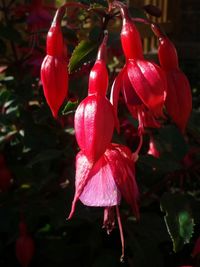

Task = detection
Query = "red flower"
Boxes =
[68,143,139,228]
[16,222,34,267]
[111,2,166,133]
[74,35,115,164]
[152,25,192,132]
[41,7,68,118]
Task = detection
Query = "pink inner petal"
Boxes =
[79,155,121,207]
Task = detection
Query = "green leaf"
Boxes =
[160,193,194,252]
[62,100,78,115]
[69,40,98,73]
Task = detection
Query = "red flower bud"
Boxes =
[110,4,166,132]
[16,222,34,267]
[74,35,114,163]
[121,17,143,60]
[75,94,114,164]
[41,8,68,118]
[157,36,192,132]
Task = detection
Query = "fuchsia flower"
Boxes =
[74,35,115,164]
[16,221,35,267]
[69,33,139,260]
[152,24,192,132]
[69,143,139,260]
[68,144,139,220]
[111,2,166,134]
[41,7,68,118]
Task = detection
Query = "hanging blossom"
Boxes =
[41,7,68,118]
[68,34,139,261]
[110,1,167,135]
[151,24,192,133]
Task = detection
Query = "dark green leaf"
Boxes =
[160,193,194,252]
[62,100,78,115]
[69,40,98,73]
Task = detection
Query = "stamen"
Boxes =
[103,207,115,234]
[116,206,125,263]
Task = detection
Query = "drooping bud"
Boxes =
[41,7,68,118]
[74,35,114,163]
[88,34,109,96]
[152,24,192,132]
[115,3,143,59]
[16,222,34,267]
[75,95,114,163]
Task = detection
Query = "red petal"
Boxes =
[74,95,114,163]
[41,55,68,118]
[165,70,192,132]
[79,155,121,207]
[122,68,142,106]
[105,144,139,219]
[127,60,166,117]
[121,20,143,59]
[158,37,179,71]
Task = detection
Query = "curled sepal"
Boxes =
[88,35,108,96]
[74,95,115,163]
[127,60,166,117]
[105,144,140,220]
[41,56,68,118]
[79,154,121,207]
[46,7,67,58]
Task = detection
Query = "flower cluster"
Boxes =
[40,1,192,260]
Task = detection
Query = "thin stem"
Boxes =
[112,1,130,21]
[116,206,125,263]
[97,32,108,61]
